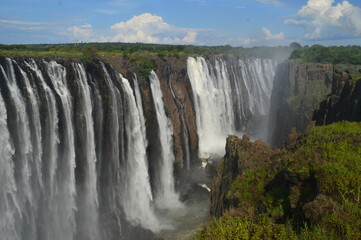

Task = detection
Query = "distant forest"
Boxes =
[1,42,361,65]
[0,42,292,61]
[290,44,361,65]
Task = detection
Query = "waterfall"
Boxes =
[0,55,277,239]
[0,66,17,240]
[44,60,77,239]
[117,73,164,231]
[187,57,277,158]
[149,71,181,209]
[72,63,100,239]
[133,74,148,145]
[100,63,161,231]
[1,59,37,239]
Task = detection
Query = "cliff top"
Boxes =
[289,45,361,65]
[0,42,293,62]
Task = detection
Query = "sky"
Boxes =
[1,0,361,46]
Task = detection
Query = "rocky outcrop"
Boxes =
[268,61,333,147]
[208,122,361,239]
[313,65,361,125]
[210,136,274,217]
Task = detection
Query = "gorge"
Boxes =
[0,54,278,240]
[1,44,360,239]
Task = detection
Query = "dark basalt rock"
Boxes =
[313,65,361,125]
[268,61,332,148]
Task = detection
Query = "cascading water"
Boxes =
[133,74,148,147]
[2,59,38,240]
[102,63,161,231]
[149,71,181,209]
[0,55,278,240]
[0,67,17,240]
[43,60,77,239]
[0,58,177,239]
[187,57,277,158]
[72,63,100,239]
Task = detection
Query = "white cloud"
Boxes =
[254,0,282,6]
[262,27,285,40]
[68,24,93,41]
[0,20,44,25]
[231,27,285,46]
[66,13,200,44]
[104,13,198,44]
[285,0,361,39]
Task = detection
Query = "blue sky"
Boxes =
[1,0,361,46]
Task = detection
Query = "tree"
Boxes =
[290,42,302,50]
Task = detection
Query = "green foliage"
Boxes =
[292,121,361,199]
[194,215,297,240]
[198,121,361,240]
[227,167,268,204]
[285,122,361,239]
[80,46,99,62]
[0,42,293,61]
[138,58,153,78]
[290,42,302,50]
[290,45,361,65]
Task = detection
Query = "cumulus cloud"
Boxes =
[67,13,199,44]
[68,24,93,41]
[103,13,198,44]
[231,27,285,46]
[262,27,285,40]
[285,0,361,39]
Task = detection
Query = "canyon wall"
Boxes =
[268,62,333,147]
[268,61,361,147]
[313,65,361,125]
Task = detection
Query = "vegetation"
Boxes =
[289,45,361,65]
[196,121,361,240]
[0,42,293,61]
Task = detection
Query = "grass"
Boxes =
[196,121,361,240]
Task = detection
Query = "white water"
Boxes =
[0,66,17,240]
[0,56,277,239]
[118,73,164,231]
[72,63,100,239]
[187,57,277,158]
[101,63,161,231]
[3,59,36,238]
[26,60,60,203]
[133,74,148,146]
[45,61,77,239]
[149,71,182,209]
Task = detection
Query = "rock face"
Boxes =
[268,61,333,147]
[210,136,274,217]
[313,65,361,125]
[209,122,361,239]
